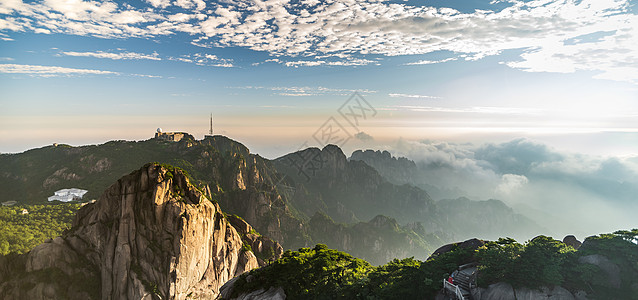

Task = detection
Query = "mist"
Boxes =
[381,138,638,241]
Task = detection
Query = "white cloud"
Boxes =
[131,73,162,78]
[0,63,118,76]
[0,0,27,14]
[1,0,636,82]
[388,93,440,99]
[388,138,638,234]
[404,57,457,65]
[168,53,234,67]
[229,85,377,96]
[0,17,26,32]
[175,0,205,11]
[62,50,161,60]
[496,174,529,195]
[384,105,542,115]
[274,57,378,67]
[355,131,374,141]
[146,0,170,8]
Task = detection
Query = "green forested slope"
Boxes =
[227,230,638,300]
[0,203,80,255]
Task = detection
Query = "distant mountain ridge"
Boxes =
[350,149,546,242]
[274,145,436,224]
[0,137,440,264]
[436,197,547,241]
[1,135,543,262]
[350,149,466,200]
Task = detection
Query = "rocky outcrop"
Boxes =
[350,149,417,187]
[578,254,621,288]
[274,145,435,225]
[227,215,284,265]
[0,163,271,300]
[218,277,286,300]
[429,238,486,259]
[203,136,309,250]
[563,235,582,249]
[475,282,575,300]
[0,136,309,251]
[230,287,286,300]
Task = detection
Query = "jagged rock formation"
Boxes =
[0,136,543,266]
[227,215,284,265]
[350,149,417,186]
[0,136,309,250]
[349,149,463,201]
[201,136,307,250]
[0,164,277,299]
[219,277,286,300]
[563,235,582,250]
[0,136,444,264]
[275,145,436,225]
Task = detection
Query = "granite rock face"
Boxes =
[0,164,270,300]
[562,235,582,250]
[218,277,286,300]
[577,254,621,288]
[227,214,284,265]
[476,282,575,300]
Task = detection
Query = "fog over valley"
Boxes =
[351,138,638,240]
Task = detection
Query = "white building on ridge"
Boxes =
[48,188,88,202]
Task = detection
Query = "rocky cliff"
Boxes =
[350,149,417,186]
[274,145,436,225]
[0,136,442,264]
[0,163,276,299]
[349,149,462,201]
[0,136,310,250]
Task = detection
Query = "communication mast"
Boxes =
[209,113,213,135]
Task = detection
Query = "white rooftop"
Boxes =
[48,188,88,202]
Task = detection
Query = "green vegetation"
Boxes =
[0,203,80,255]
[231,230,638,299]
[570,229,638,299]
[476,236,575,288]
[232,244,374,299]
[241,242,252,253]
[307,211,438,265]
[476,230,638,298]
[0,138,213,205]
[231,243,473,300]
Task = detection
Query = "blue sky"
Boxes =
[1,0,637,158]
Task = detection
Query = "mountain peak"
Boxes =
[0,163,265,299]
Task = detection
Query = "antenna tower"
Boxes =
[209,113,213,135]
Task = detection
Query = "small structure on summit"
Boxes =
[48,188,88,202]
[154,127,189,142]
